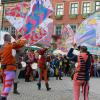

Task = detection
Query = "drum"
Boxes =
[31,63,38,70]
[21,61,26,68]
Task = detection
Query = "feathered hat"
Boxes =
[38,48,48,55]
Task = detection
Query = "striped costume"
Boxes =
[73,53,91,100]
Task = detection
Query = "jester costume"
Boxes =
[37,48,51,91]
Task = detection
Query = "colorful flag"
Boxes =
[5,2,30,31]
[96,20,100,46]
[39,31,52,47]
[74,11,100,46]
[61,24,74,45]
[57,24,75,52]
[21,0,52,37]
[42,0,53,11]
[38,18,53,47]
[29,27,47,45]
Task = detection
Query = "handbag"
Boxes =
[31,63,38,70]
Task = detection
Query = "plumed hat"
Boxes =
[38,48,48,55]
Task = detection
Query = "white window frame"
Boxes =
[69,2,79,15]
[55,3,64,16]
[11,26,16,34]
[55,24,63,36]
[82,1,91,14]
[70,24,77,33]
[95,1,100,11]
[3,26,9,32]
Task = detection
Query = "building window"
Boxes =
[70,3,78,14]
[56,3,64,16]
[11,27,16,34]
[95,1,100,11]
[55,25,62,36]
[4,27,9,32]
[70,24,77,33]
[82,2,91,14]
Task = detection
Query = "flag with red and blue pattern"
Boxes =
[21,0,52,38]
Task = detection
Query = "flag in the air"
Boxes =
[5,2,30,31]
[29,27,47,45]
[21,0,53,38]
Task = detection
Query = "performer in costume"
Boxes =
[37,48,51,91]
[73,46,91,100]
[0,34,26,100]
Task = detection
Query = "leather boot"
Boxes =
[37,82,41,90]
[45,83,51,91]
[13,83,20,95]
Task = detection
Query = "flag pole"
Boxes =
[1,3,4,30]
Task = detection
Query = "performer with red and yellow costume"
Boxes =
[0,34,26,100]
[37,48,51,91]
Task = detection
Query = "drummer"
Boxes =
[25,61,33,82]
[24,50,36,81]
[31,50,39,81]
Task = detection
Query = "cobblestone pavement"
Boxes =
[1,77,100,100]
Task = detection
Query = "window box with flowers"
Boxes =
[82,13,91,19]
[69,14,78,19]
[55,15,63,20]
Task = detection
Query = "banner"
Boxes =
[96,20,100,46]
[42,0,53,11]
[5,2,30,31]
[22,0,53,38]
[30,18,53,46]
[39,18,53,32]
[39,18,53,47]
[60,24,75,51]
[75,11,100,46]
[29,27,47,45]
[61,24,74,44]
[5,0,53,45]
[39,23,53,47]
